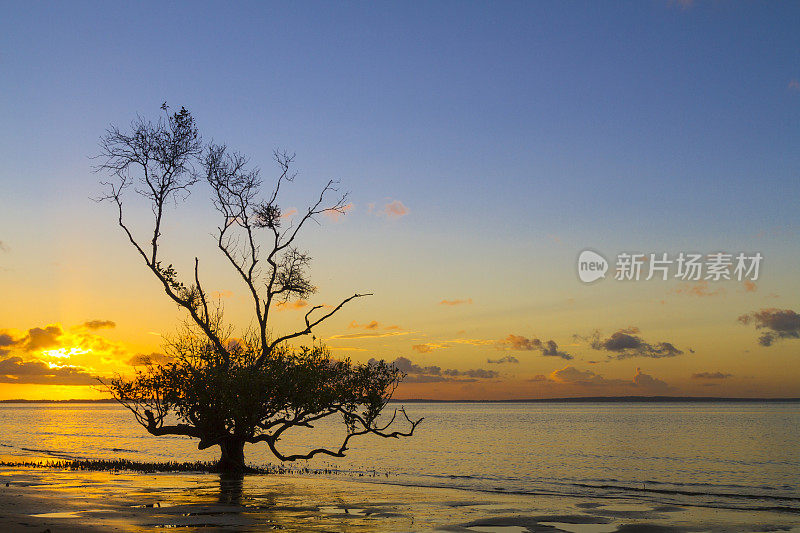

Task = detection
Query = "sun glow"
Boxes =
[41,347,90,359]
[40,347,91,368]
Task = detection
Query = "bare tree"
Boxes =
[96,104,420,472]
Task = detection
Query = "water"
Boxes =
[2,401,799,513]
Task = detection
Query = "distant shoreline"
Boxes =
[2,396,799,404]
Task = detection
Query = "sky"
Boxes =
[1,1,799,400]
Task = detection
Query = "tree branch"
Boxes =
[258,292,371,366]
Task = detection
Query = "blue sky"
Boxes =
[1,1,799,398]
[3,1,799,245]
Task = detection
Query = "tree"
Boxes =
[96,104,421,473]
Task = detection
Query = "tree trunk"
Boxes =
[218,438,246,473]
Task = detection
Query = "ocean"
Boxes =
[1,401,798,513]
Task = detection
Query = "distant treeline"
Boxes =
[2,396,799,404]
[391,396,800,403]
[0,398,119,403]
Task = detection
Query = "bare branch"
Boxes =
[259,292,372,366]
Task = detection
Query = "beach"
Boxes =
[2,465,800,532]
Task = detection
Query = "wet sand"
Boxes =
[1,466,799,532]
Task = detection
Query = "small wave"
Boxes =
[317,472,800,515]
[20,447,85,460]
[567,480,800,503]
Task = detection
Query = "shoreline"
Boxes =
[2,465,799,532]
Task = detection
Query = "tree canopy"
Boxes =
[96,104,420,472]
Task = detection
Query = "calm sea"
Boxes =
[1,402,798,512]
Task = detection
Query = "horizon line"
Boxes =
[2,396,799,404]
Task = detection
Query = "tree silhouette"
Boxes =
[96,105,421,472]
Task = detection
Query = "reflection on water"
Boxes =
[1,402,799,510]
[217,473,244,505]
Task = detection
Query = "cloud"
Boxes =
[455,368,498,379]
[743,281,757,293]
[280,207,298,219]
[0,356,96,385]
[0,333,15,356]
[274,300,309,311]
[692,371,732,379]
[349,320,380,330]
[127,352,173,366]
[439,298,473,306]
[0,241,8,252]
[382,200,408,219]
[329,330,408,340]
[334,321,405,338]
[585,328,683,359]
[549,366,608,385]
[376,356,498,383]
[0,325,65,354]
[487,355,519,364]
[548,365,673,393]
[674,281,724,297]
[212,290,234,299]
[326,346,369,352]
[789,79,800,92]
[450,338,496,347]
[0,322,130,362]
[496,334,573,360]
[738,308,800,346]
[633,368,671,394]
[323,203,354,221]
[412,343,446,354]
[82,320,116,331]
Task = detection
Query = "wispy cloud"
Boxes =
[349,320,380,330]
[674,281,724,297]
[323,203,354,221]
[274,300,309,311]
[211,290,234,299]
[450,338,496,347]
[0,241,8,253]
[738,308,800,346]
[412,343,447,354]
[692,371,732,379]
[81,320,116,331]
[329,330,409,340]
[280,207,298,219]
[439,298,473,306]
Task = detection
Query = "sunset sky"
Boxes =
[1,2,799,400]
